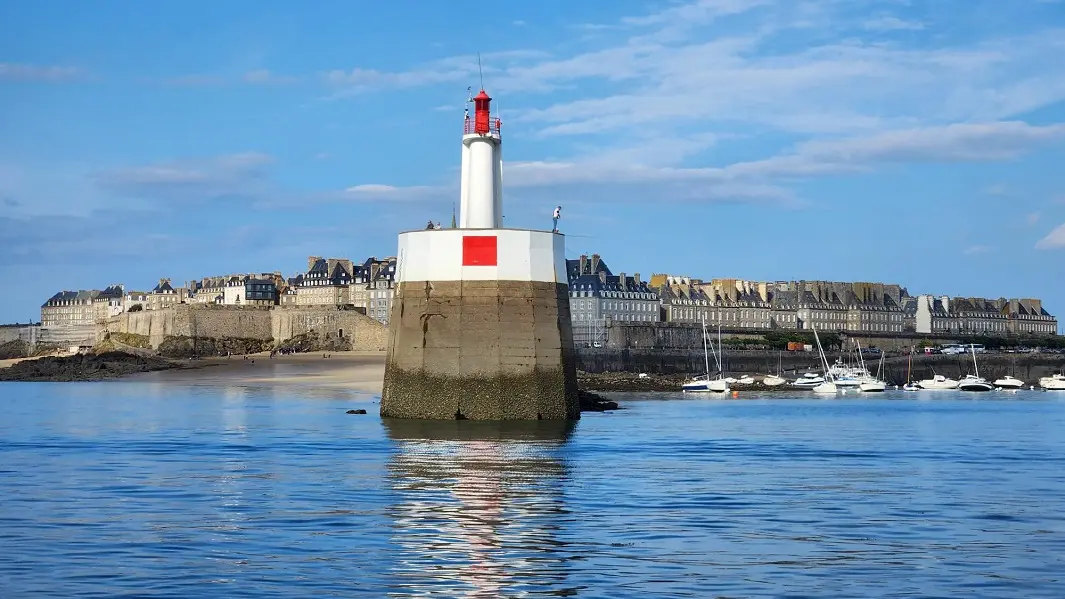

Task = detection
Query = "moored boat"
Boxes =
[958,344,994,392]
[993,375,1025,390]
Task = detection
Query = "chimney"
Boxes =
[633,273,640,284]
[308,256,321,272]
[579,254,588,275]
[591,253,600,274]
[619,272,626,289]
[598,270,607,284]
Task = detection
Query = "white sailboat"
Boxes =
[682,316,730,393]
[901,346,920,391]
[859,351,887,393]
[763,351,787,386]
[810,326,838,394]
[958,343,994,392]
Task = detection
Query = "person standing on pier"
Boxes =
[552,205,561,233]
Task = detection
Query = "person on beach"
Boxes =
[552,205,561,233]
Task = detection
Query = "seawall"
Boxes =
[574,348,1065,384]
[98,305,387,351]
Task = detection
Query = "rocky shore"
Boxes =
[0,351,182,382]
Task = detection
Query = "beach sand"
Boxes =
[124,350,387,395]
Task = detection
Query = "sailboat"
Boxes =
[859,351,887,393]
[682,316,729,393]
[958,343,994,392]
[763,351,787,386]
[810,326,838,394]
[902,346,920,391]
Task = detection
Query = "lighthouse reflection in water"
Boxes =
[384,420,576,597]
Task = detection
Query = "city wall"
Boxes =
[272,307,388,351]
[574,348,1065,383]
[99,305,387,350]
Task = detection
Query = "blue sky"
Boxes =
[2,0,1064,327]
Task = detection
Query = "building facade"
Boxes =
[568,255,660,325]
[148,279,184,311]
[92,285,125,322]
[41,290,100,327]
[912,295,1058,336]
[297,256,353,307]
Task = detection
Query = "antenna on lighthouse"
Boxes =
[477,52,484,90]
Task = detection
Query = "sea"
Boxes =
[1,382,1064,598]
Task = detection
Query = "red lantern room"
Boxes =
[473,89,492,135]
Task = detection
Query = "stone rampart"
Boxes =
[272,307,388,351]
[99,305,386,350]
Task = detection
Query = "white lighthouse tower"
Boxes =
[381,87,580,421]
[459,89,504,228]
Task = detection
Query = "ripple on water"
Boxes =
[0,384,1064,597]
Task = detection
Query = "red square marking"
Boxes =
[462,235,498,266]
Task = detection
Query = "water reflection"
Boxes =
[383,420,578,597]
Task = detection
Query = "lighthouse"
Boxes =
[459,89,503,229]
[380,88,580,421]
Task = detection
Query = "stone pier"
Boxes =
[380,230,580,420]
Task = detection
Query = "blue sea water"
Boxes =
[1,383,1064,598]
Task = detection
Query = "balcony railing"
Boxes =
[464,118,501,136]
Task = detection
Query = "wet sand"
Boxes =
[124,350,387,394]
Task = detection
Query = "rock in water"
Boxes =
[346,409,367,415]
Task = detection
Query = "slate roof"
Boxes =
[569,272,657,299]
[152,280,175,294]
[42,290,100,307]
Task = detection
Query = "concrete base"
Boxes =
[381,280,580,420]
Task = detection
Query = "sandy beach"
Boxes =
[123,350,387,394]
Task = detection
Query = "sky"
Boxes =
[1,0,1064,327]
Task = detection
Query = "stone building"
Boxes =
[650,274,710,324]
[41,290,100,327]
[1006,299,1057,334]
[188,276,227,304]
[911,295,1057,336]
[297,256,353,307]
[361,257,397,324]
[125,291,149,312]
[222,275,279,306]
[92,285,125,323]
[279,277,300,306]
[698,278,774,329]
[148,279,184,311]
[568,255,660,324]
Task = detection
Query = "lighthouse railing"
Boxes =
[463,118,501,136]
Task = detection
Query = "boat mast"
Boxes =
[717,324,725,380]
[971,342,979,379]
[813,325,831,380]
[701,314,710,381]
[906,345,913,384]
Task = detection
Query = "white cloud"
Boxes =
[963,245,991,255]
[242,69,299,85]
[1036,223,1065,249]
[344,184,446,201]
[863,16,924,31]
[0,63,85,82]
[94,152,274,195]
